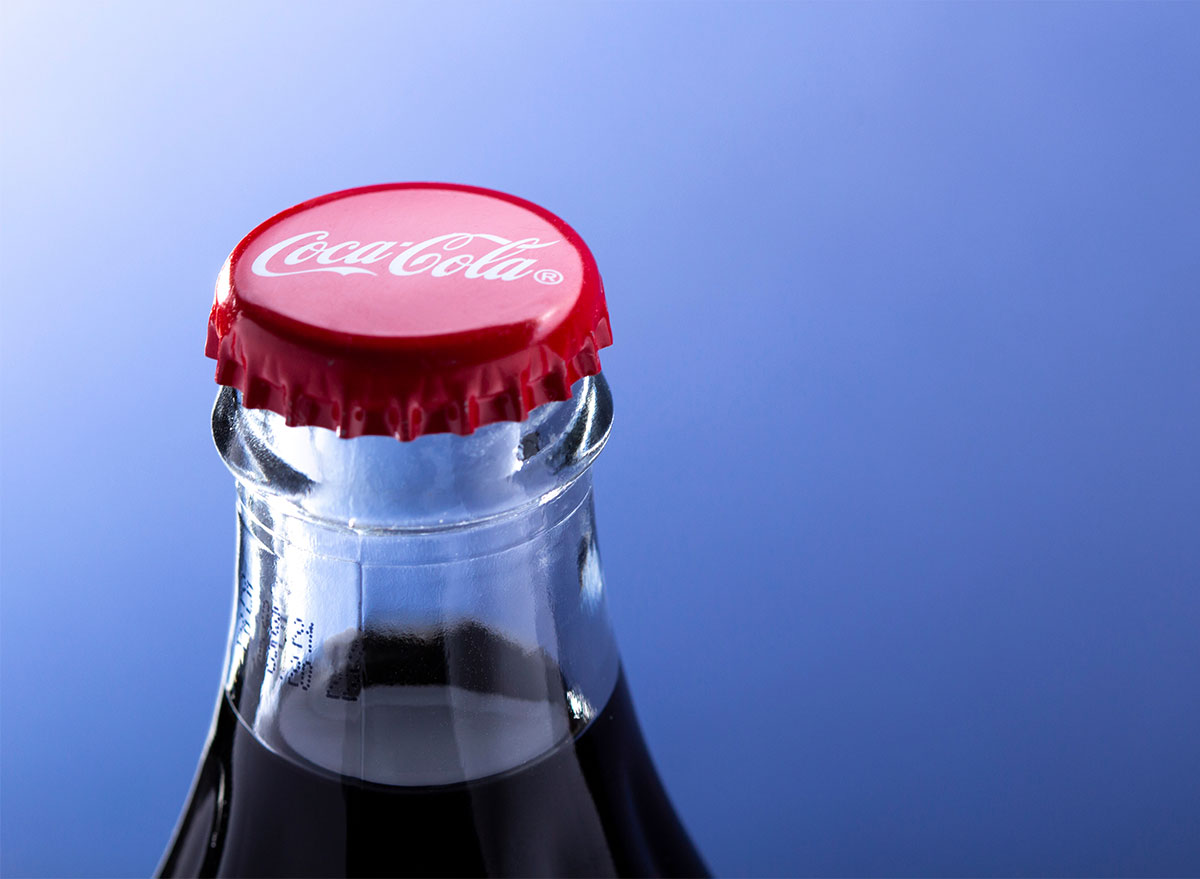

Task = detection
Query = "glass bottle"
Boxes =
[158,183,708,878]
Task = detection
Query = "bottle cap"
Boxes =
[206,183,611,439]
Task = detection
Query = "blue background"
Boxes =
[2,2,1198,876]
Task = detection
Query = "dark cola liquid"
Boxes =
[159,629,707,878]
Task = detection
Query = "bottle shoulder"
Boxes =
[160,673,708,878]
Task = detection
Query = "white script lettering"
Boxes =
[250,230,560,282]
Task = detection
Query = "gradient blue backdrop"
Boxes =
[2,3,1198,876]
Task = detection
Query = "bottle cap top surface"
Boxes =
[206,183,611,439]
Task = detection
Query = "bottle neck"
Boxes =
[214,377,620,786]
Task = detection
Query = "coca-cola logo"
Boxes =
[250,231,563,284]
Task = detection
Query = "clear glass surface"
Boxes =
[214,376,620,785]
[159,374,708,877]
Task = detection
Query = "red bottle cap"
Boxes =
[206,183,612,439]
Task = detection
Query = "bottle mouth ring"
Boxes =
[214,374,613,534]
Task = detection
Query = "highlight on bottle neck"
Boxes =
[214,376,620,785]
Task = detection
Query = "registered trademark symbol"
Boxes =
[534,269,564,285]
